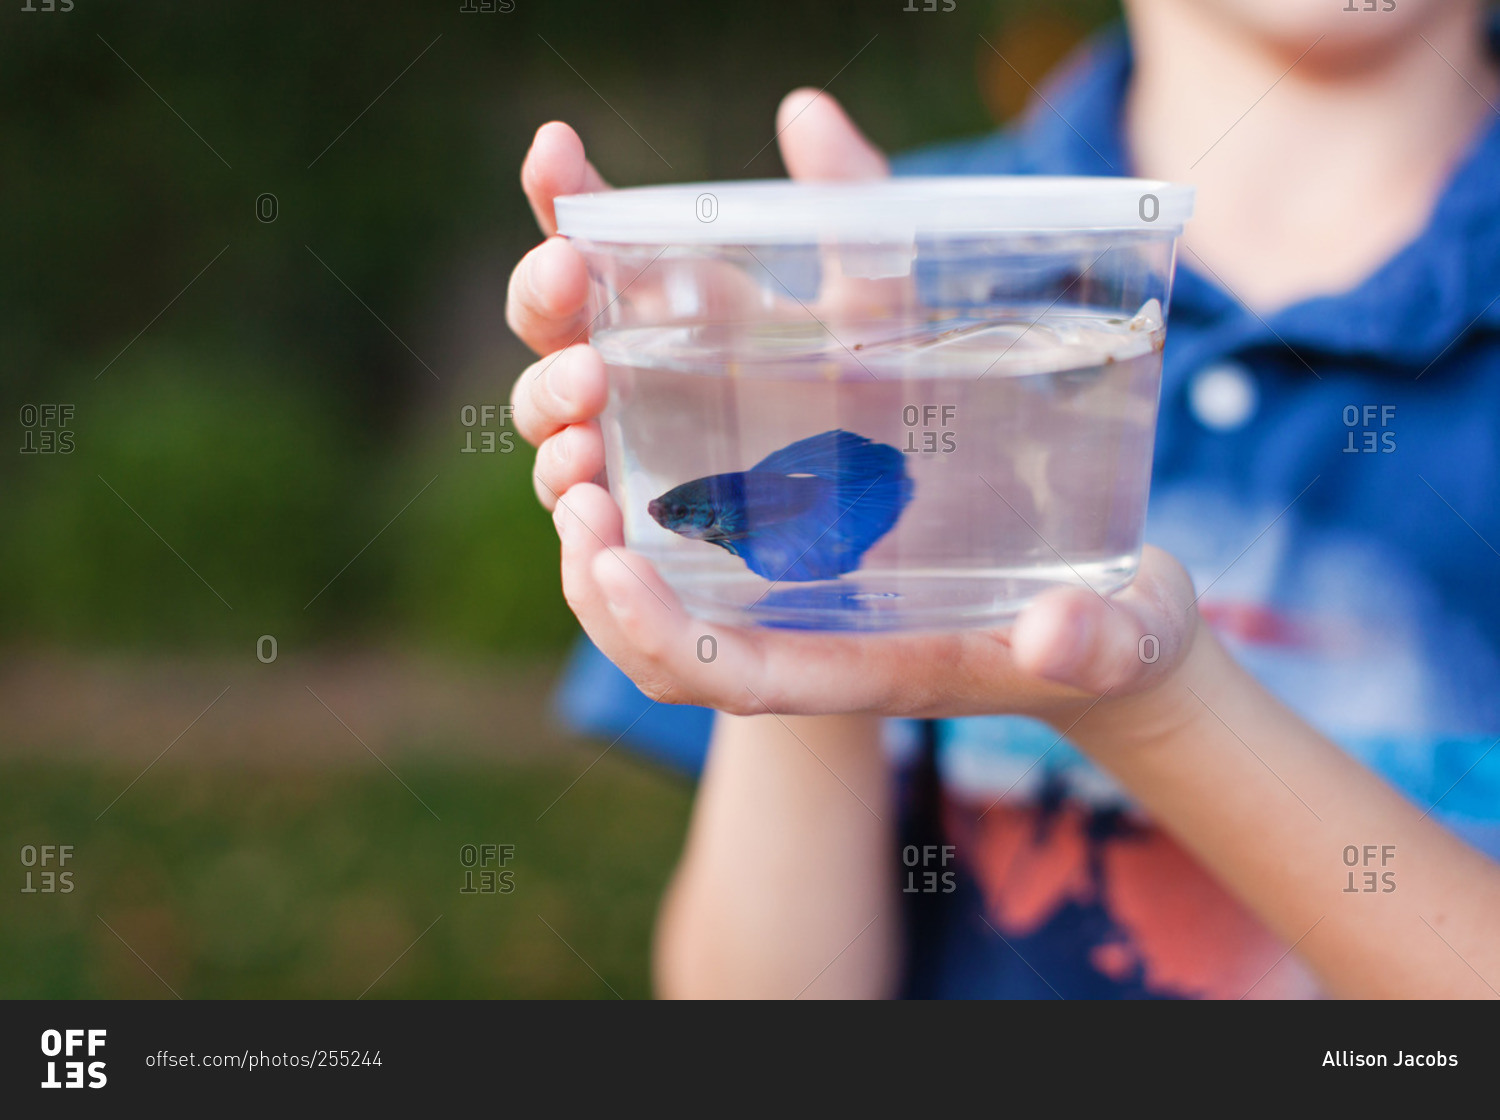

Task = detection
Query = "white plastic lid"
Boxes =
[556,176,1193,244]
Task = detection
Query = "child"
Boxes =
[508,0,1500,997]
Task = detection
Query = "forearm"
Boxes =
[1071,625,1500,998]
[653,711,900,999]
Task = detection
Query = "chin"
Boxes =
[1185,0,1455,58]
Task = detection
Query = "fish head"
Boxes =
[648,480,720,539]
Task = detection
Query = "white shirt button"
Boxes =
[1189,362,1258,431]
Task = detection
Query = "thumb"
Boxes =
[775,89,889,181]
[1008,547,1200,696]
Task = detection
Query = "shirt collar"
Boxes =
[1012,23,1500,371]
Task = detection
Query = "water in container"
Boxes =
[597,303,1164,631]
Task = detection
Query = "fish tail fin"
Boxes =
[741,429,914,582]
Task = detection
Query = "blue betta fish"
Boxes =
[647,429,914,582]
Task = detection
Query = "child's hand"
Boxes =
[507,90,888,513]
[508,95,1199,723]
[528,333,1198,720]
[553,475,1199,721]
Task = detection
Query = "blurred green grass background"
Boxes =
[1,0,1108,997]
[3,759,691,998]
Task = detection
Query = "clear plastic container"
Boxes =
[556,176,1193,631]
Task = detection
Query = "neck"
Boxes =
[1123,1,1499,311]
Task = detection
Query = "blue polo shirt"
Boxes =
[553,25,1500,998]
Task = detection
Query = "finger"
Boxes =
[521,121,611,235]
[552,482,632,658]
[590,545,777,714]
[594,563,981,716]
[532,422,605,511]
[1010,547,1198,695]
[776,90,889,181]
[591,548,919,715]
[511,343,607,447]
[773,90,901,318]
[506,237,592,356]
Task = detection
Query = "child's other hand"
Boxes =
[556,476,1200,723]
[507,92,888,511]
